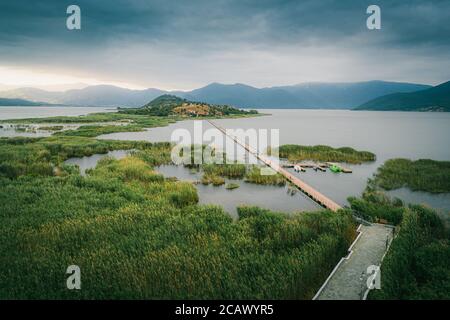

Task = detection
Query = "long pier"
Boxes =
[207,120,342,212]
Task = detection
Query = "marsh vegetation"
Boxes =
[367,202,450,300]
[0,131,357,299]
[371,158,450,193]
[0,108,447,300]
[348,166,450,300]
[272,144,376,164]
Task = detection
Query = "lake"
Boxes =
[0,106,116,137]
[0,106,115,120]
[64,150,131,176]
[99,109,450,213]
[63,152,321,218]
[1,107,449,215]
[157,165,320,219]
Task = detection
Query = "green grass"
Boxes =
[0,135,357,299]
[202,163,247,179]
[225,183,240,190]
[0,135,171,179]
[2,111,446,300]
[1,107,261,139]
[244,166,286,186]
[39,126,64,131]
[55,124,144,137]
[0,121,359,299]
[201,173,225,186]
[201,163,287,186]
[348,178,450,300]
[369,205,449,300]
[0,112,174,125]
[372,158,450,193]
[0,112,178,137]
[272,144,376,164]
[348,191,405,225]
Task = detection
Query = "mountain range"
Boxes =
[0,81,431,109]
[0,97,47,106]
[356,81,450,112]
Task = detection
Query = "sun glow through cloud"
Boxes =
[0,66,147,90]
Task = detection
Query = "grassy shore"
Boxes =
[272,144,376,164]
[1,110,447,300]
[350,190,450,300]
[370,204,449,300]
[198,163,286,187]
[225,182,240,190]
[0,132,358,299]
[348,176,449,300]
[0,111,360,299]
[371,158,450,193]
[0,108,265,138]
[0,112,178,137]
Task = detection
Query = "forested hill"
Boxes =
[120,94,258,117]
[355,81,450,112]
[0,97,47,106]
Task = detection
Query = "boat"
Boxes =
[329,164,342,173]
[294,165,306,172]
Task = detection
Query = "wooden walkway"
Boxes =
[207,120,342,212]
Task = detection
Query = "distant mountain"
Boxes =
[0,81,432,109]
[0,87,61,104]
[178,83,305,108]
[121,94,257,117]
[180,81,431,109]
[0,85,165,107]
[356,81,450,112]
[61,85,166,107]
[0,97,47,106]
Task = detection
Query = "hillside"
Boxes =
[0,85,165,107]
[0,81,431,109]
[182,81,431,109]
[356,81,450,111]
[0,97,47,106]
[121,94,257,117]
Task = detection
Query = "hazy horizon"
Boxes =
[0,79,438,94]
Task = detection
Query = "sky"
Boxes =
[0,0,449,90]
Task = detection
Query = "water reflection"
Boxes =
[0,124,53,137]
[156,164,320,219]
[0,106,114,120]
[99,110,450,211]
[64,150,130,175]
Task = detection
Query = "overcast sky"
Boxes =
[0,0,449,90]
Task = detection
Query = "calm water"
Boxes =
[156,164,320,218]
[2,107,449,214]
[99,109,450,212]
[0,106,116,137]
[0,106,115,120]
[63,152,320,218]
[64,150,131,176]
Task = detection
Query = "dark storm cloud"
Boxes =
[1,0,448,49]
[0,0,449,87]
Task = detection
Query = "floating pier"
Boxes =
[208,120,343,212]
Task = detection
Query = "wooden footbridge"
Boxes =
[208,120,342,212]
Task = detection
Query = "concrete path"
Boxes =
[315,224,393,300]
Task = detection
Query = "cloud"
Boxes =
[0,0,449,89]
